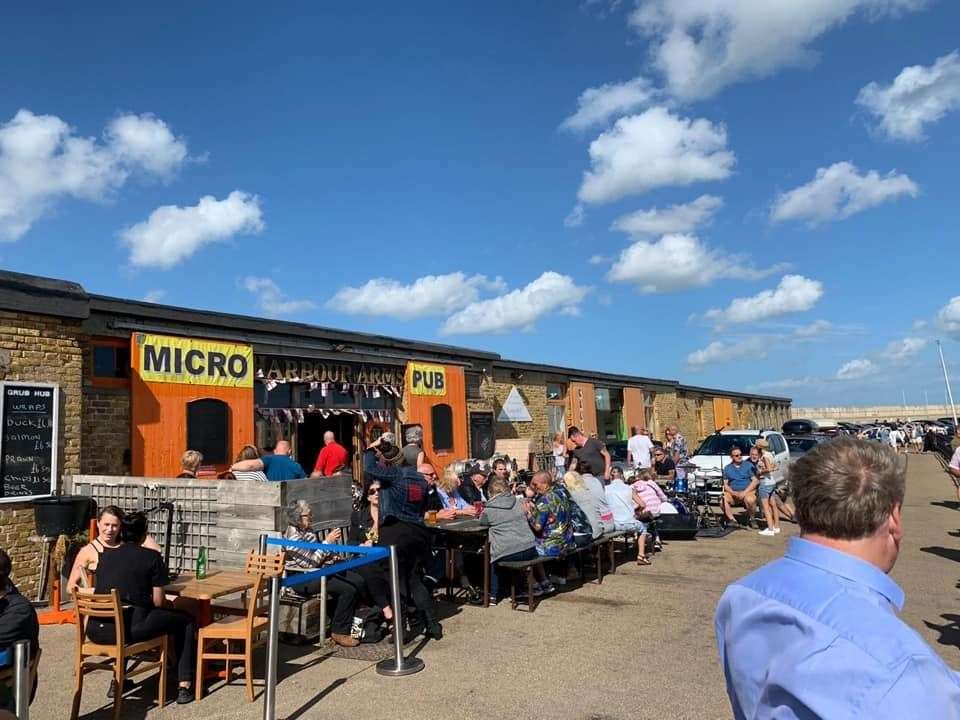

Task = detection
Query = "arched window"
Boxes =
[187,398,230,465]
[431,403,454,452]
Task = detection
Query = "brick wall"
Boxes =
[467,370,552,457]
[0,310,83,597]
[80,338,130,475]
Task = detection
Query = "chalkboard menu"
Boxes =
[0,382,59,501]
[469,412,494,460]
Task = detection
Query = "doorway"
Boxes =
[297,414,357,475]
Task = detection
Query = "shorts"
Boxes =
[758,484,777,499]
[615,520,647,534]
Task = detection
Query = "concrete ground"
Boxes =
[35,453,960,720]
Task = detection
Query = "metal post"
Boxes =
[938,341,959,426]
[318,575,327,645]
[376,545,424,677]
[262,575,281,720]
[14,639,29,720]
[258,533,268,555]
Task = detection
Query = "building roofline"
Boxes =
[491,358,678,388]
[676,383,792,404]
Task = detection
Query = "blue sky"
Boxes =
[2,1,960,407]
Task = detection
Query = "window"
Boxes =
[643,391,657,435]
[466,372,483,400]
[695,399,705,439]
[546,383,564,402]
[547,405,565,437]
[93,344,130,379]
[187,398,229,465]
[431,403,454,452]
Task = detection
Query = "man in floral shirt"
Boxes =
[527,471,573,557]
[666,425,689,480]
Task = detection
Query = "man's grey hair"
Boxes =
[286,499,312,527]
[404,426,423,443]
[792,437,905,540]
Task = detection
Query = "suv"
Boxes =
[687,429,790,486]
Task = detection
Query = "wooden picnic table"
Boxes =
[428,517,491,608]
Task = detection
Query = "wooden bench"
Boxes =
[498,556,551,612]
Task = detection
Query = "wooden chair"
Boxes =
[71,590,168,720]
[196,573,270,702]
[210,550,285,616]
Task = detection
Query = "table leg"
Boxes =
[198,599,212,628]
[445,549,453,601]
[482,539,490,608]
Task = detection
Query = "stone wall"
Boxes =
[792,405,955,422]
[470,370,551,452]
[0,310,84,597]
[80,338,131,475]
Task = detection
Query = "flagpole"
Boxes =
[937,340,958,426]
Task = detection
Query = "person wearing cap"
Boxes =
[401,426,425,468]
[459,463,489,504]
[362,436,442,640]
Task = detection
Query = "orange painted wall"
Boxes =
[567,382,597,437]
[713,398,734,430]
[401,364,467,473]
[130,337,254,477]
[622,387,646,434]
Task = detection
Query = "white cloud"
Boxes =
[770,161,918,226]
[441,271,588,335]
[606,233,782,292]
[793,319,832,338]
[0,109,191,241]
[561,77,655,131]
[857,51,960,140]
[629,0,928,101]
[939,296,960,338]
[564,204,585,228]
[612,194,722,236]
[749,376,818,392]
[588,254,610,265]
[143,289,166,304]
[122,191,264,268]
[577,107,734,205]
[686,337,766,368]
[243,277,315,317]
[836,358,876,380]
[329,273,507,320]
[705,275,823,325]
[882,337,928,361]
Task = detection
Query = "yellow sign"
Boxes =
[408,363,446,396]
[135,333,253,388]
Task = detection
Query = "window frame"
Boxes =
[431,403,454,453]
[90,338,131,388]
[186,397,230,466]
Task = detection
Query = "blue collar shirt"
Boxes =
[716,537,960,719]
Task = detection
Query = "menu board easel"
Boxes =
[0,381,59,502]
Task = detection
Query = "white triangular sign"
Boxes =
[498,386,532,422]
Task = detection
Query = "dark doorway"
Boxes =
[297,414,356,475]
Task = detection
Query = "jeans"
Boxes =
[87,606,196,684]
[490,547,538,599]
[378,519,436,623]
[299,570,366,635]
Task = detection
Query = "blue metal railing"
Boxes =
[263,537,389,589]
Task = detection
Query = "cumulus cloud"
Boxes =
[857,51,960,140]
[836,358,876,380]
[122,191,264,268]
[612,194,722,237]
[0,109,191,241]
[686,337,767,368]
[628,0,929,101]
[939,296,960,338]
[882,337,928,361]
[606,233,782,293]
[793,319,833,338]
[561,77,655,131]
[243,277,315,317]
[577,107,734,205]
[441,272,588,335]
[329,273,507,320]
[143,289,166,304]
[771,161,918,226]
[705,275,824,325]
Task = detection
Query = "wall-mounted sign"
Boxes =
[498,386,532,422]
[136,333,253,388]
[409,363,446,396]
[0,381,59,502]
[469,412,495,459]
[256,356,404,386]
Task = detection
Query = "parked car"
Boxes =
[687,429,791,486]
[782,419,818,435]
[785,433,828,458]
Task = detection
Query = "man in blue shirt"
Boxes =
[716,437,960,719]
[231,439,306,481]
[721,446,757,527]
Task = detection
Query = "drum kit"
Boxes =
[668,461,727,529]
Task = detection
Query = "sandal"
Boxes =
[637,557,652,566]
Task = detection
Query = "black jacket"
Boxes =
[459,480,487,504]
[0,585,39,656]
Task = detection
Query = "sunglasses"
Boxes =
[367,488,380,496]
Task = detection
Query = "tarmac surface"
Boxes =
[33,452,960,720]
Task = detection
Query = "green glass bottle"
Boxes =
[196,546,207,580]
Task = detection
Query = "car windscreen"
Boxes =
[694,434,757,456]
[787,437,818,453]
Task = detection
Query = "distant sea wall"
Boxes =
[791,405,956,422]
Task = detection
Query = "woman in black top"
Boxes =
[86,513,197,705]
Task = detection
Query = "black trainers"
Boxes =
[176,687,193,705]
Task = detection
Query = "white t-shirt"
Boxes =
[627,434,654,469]
[950,446,960,472]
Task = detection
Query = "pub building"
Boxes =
[0,269,790,596]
